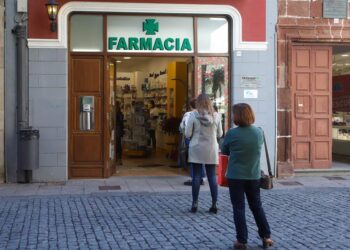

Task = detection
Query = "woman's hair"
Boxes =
[232,103,255,126]
[189,98,196,109]
[196,94,214,116]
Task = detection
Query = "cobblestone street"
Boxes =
[0,184,349,249]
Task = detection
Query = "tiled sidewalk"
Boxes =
[1,175,350,197]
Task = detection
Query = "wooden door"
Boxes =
[69,56,105,178]
[292,46,332,169]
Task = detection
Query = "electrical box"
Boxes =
[17,0,28,13]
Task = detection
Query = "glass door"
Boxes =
[196,57,229,132]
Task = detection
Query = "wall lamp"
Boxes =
[46,0,59,32]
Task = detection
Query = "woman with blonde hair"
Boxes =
[221,103,273,249]
[185,94,223,213]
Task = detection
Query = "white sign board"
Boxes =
[244,89,258,99]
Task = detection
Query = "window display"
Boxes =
[197,57,229,131]
[332,112,350,141]
[332,112,350,156]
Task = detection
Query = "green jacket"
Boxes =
[221,125,263,180]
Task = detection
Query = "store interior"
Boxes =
[332,46,350,168]
[111,56,191,176]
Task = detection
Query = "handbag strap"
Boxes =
[260,128,273,177]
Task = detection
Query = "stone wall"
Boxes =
[0,0,4,183]
[29,48,68,182]
[277,0,350,176]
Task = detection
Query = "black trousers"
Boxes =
[228,179,271,243]
[149,129,156,149]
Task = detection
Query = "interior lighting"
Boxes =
[46,0,59,32]
[341,54,349,57]
[123,57,131,59]
[116,60,122,63]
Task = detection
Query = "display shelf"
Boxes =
[333,125,350,129]
[143,88,166,92]
[332,126,350,141]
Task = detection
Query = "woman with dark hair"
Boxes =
[148,100,158,150]
[221,103,273,249]
[115,101,124,165]
[185,94,223,213]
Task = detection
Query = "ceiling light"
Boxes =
[341,54,349,57]
[123,57,131,59]
[116,60,122,63]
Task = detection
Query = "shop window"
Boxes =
[70,15,103,52]
[197,18,228,53]
[196,57,229,131]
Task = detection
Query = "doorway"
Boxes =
[291,44,350,171]
[331,46,350,170]
[110,56,192,176]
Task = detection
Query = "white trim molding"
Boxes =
[28,1,268,51]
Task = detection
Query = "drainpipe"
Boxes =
[13,24,29,130]
[13,17,39,183]
[12,22,29,183]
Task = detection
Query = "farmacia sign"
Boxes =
[107,17,193,53]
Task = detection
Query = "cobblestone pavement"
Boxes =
[0,187,349,249]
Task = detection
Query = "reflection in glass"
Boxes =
[197,18,228,53]
[197,57,229,131]
[70,15,103,52]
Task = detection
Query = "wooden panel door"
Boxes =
[69,56,105,178]
[292,46,332,169]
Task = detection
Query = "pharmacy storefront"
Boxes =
[5,0,276,182]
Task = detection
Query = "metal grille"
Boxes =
[278,181,303,186]
[323,176,346,181]
[98,185,121,191]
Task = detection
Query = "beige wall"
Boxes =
[0,0,4,183]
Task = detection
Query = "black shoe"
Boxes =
[184,180,192,186]
[200,179,205,185]
[190,201,198,213]
[233,241,247,249]
[209,202,217,214]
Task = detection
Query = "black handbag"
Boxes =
[260,129,274,190]
[178,122,194,168]
[178,134,189,168]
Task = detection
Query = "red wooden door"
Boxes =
[292,46,332,169]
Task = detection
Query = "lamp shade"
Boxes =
[46,0,58,21]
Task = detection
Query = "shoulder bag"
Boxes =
[260,129,274,190]
[178,122,194,168]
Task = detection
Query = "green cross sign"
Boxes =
[143,19,159,35]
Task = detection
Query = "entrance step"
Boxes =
[295,168,350,177]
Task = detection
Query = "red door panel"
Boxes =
[292,46,332,169]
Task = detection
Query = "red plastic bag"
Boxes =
[218,154,229,187]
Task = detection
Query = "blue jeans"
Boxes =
[228,179,271,244]
[190,164,205,179]
[192,163,218,203]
